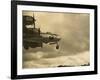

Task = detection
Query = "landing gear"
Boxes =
[56,43,59,49]
[23,41,29,50]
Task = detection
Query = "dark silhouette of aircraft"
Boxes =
[23,13,61,50]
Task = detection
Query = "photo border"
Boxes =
[11,0,97,79]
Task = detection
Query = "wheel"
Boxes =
[56,45,59,49]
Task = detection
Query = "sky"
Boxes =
[22,11,90,68]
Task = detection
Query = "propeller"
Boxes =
[33,13,36,28]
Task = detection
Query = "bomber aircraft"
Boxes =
[23,13,61,49]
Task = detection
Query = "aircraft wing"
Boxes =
[23,37,43,43]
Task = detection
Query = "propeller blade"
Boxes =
[33,13,36,28]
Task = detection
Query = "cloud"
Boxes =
[23,51,89,68]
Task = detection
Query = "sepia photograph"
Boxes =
[22,11,90,68]
[11,1,97,79]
